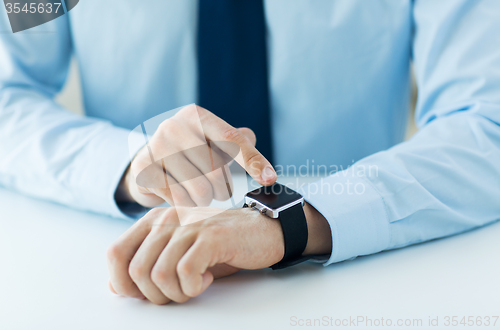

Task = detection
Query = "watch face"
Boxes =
[245,183,303,210]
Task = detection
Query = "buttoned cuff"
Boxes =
[298,172,390,266]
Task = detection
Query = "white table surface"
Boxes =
[1,183,499,330]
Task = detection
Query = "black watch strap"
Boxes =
[271,203,310,270]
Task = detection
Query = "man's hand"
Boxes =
[106,207,284,304]
[116,104,277,208]
[106,203,331,305]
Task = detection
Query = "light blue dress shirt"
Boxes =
[1,0,500,266]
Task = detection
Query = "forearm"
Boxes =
[0,89,138,217]
[0,16,140,218]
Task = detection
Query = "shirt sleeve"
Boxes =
[299,0,500,265]
[0,14,144,218]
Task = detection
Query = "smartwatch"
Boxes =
[243,182,310,269]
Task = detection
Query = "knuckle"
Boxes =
[192,180,212,199]
[169,181,188,196]
[222,127,244,143]
[164,206,178,217]
[175,104,202,123]
[140,209,161,226]
[145,207,164,219]
[180,213,198,226]
[209,168,226,182]
[210,181,232,201]
[106,243,124,264]
[176,261,192,278]
[193,104,206,115]
[170,226,197,243]
[151,268,168,286]
[173,225,192,238]
[158,119,183,138]
[158,118,173,132]
[239,127,256,144]
[244,152,262,168]
[128,262,147,282]
[205,223,229,240]
[195,239,214,256]
[152,208,177,226]
[151,218,169,232]
[136,212,158,229]
[151,268,189,304]
[208,168,228,187]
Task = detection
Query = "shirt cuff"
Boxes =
[298,172,390,266]
[78,126,146,219]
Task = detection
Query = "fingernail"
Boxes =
[261,166,276,182]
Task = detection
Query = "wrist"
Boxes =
[232,207,285,268]
[302,202,332,255]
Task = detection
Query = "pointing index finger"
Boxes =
[196,106,277,186]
